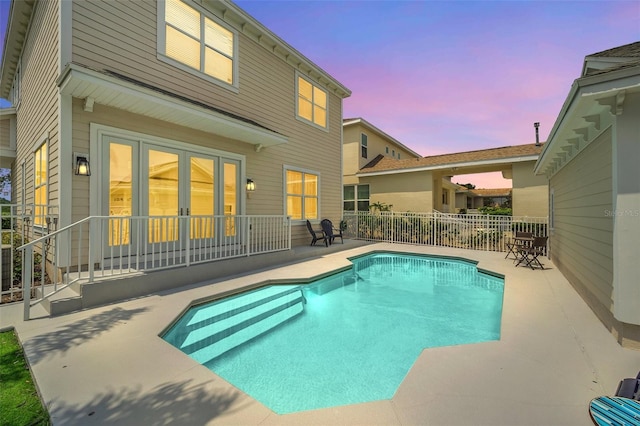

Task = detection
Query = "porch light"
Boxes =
[74,153,91,176]
[246,178,256,192]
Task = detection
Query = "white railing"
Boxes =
[342,211,548,252]
[15,214,291,319]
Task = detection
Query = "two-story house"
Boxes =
[0,0,350,314]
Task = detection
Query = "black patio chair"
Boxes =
[320,219,343,245]
[515,236,548,270]
[505,231,533,260]
[306,220,329,247]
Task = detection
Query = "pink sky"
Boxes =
[1,0,639,188]
[236,0,639,188]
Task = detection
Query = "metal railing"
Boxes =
[13,214,290,319]
[342,211,548,252]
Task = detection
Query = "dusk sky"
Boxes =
[1,0,639,187]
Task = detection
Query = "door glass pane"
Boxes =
[190,157,214,239]
[149,150,179,243]
[224,162,237,236]
[109,143,132,245]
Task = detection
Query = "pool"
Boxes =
[162,252,504,414]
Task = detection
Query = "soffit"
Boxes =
[535,66,640,177]
[0,0,36,99]
[58,64,288,148]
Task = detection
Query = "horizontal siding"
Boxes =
[14,1,59,207]
[551,129,613,310]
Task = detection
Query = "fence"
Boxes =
[342,211,548,252]
[2,212,290,317]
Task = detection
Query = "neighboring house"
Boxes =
[534,41,640,348]
[456,187,512,211]
[342,117,421,212]
[0,0,350,248]
[350,136,547,216]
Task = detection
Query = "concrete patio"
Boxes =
[2,243,639,425]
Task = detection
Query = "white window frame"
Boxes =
[549,187,554,231]
[295,72,329,131]
[283,165,320,222]
[343,184,369,212]
[32,135,48,230]
[157,0,239,91]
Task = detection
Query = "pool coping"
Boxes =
[3,243,640,425]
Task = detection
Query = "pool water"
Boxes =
[163,252,504,414]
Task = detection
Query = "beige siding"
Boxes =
[512,161,548,217]
[364,171,433,212]
[12,1,60,207]
[550,129,613,312]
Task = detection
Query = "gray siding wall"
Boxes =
[13,1,60,207]
[550,129,613,312]
[70,0,345,246]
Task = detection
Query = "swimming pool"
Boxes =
[162,252,504,414]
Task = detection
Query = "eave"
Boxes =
[58,64,289,148]
[535,65,640,178]
[358,154,539,177]
[0,0,36,99]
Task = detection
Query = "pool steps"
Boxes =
[163,285,305,364]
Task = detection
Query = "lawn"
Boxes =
[0,329,50,425]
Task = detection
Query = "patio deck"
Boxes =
[2,243,640,425]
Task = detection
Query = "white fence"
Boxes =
[342,211,548,252]
[2,212,290,318]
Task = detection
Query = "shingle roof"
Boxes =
[587,41,640,58]
[360,143,543,174]
[468,188,512,197]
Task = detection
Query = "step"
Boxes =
[163,285,305,364]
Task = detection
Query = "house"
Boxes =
[0,0,350,312]
[534,41,640,348]
[342,117,421,211]
[455,187,512,211]
[345,125,547,216]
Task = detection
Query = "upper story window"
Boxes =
[385,146,389,154]
[361,133,368,159]
[159,0,236,87]
[285,167,319,220]
[296,74,327,128]
[34,140,48,226]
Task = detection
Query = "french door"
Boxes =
[103,135,240,251]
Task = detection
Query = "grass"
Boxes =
[0,329,50,426]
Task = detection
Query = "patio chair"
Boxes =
[320,219,343,245]
[515,236,548,269]
[615,370,640,400]
[306,220,329,247]
[505,231,533,259]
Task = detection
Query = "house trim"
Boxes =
[57,63,289,149]
[358,154,540,177]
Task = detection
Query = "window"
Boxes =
[361,133,368,159]
[385,146,389,154]
[392,149,395,158]
[34,141,48,226]
[398,153,401,159]
[160,0,236,86]
[343,184,369,211]
[549,188,554,230]
[296,74,327,128]
[285,168,319,220]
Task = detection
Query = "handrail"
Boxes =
[15,214,291,320]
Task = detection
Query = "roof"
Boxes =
[536,41,640,176]
[360,143,544,175]
[582,41,640,77]
[467,188,512,197]
[343,117,421,158]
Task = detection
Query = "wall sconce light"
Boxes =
[246,178,256,192]
[74,152,91,176]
